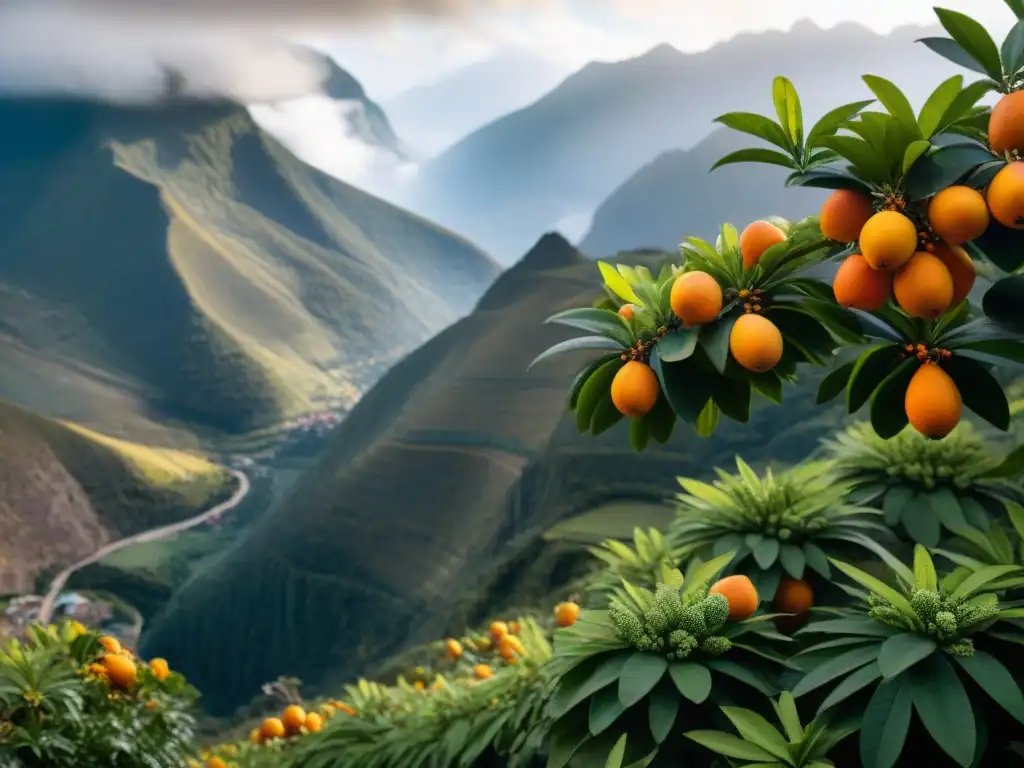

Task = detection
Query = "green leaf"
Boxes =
[791,644,882,698]
[713,112,792,151]
[862,75,921,135]
[910,654,976,766]
[647,681,680,744]
[913,545,938,590]
[629,418,649,452]
[549,652,632,718]
[592,396,626,436]
[598,262,642,305]
[806,99,876,148]
[902,495,941,547]
[917,75,964,137]
[683,731,777,762]
[803,542,831,578]
[721,707,792,762]
[706,659,776,696]
[984,275,1024,330]
[860,679,913,768]
[696,399,720,437]
[820,134,889,181]
[753,538,781,570]
[927,487,970,532]
[829,559,916,617]
[651,351,711,425]
[657,327,699,362]
[918,37,991,75]
[668,662,712,704]
[943,356,1011,431]
[868,358,916,439]
[618,653,668,708]
[575,359,624,433]
[711,147,797,172]
[951,564,1023,599]
[699,317,737,374]
[529,337,626,371]
[774,692,803,743]
[645,393,677,445]
[779,544,805,580]
[934,8,1004,80]
[902,139,931,173]
[954,651,1024,725]
[904,142,998,200]
[1007,0,1024,19]
[817,660,883,713]
[1002,19,1024,76]
[878,634,937,679]
[772,76,803,148]
[570,354,621,410]
[605,734,628,768]
[589,686,626,736]
[882,486,912,527]
[816,362,854,405]
[847,345,903,413]
[547,308,635,347]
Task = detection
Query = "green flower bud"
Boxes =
[699,636,732,656]
[701,594,730,630]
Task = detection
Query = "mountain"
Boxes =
[580,128,828,256]
[319,55,406,157]
[411,21,955,262]
[383,52,569,156]
[141,233,848,714]
[0,399,233,596]
[0,90,498,441]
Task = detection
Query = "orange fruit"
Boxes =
[336,703,356,716]
[102,653,137,689]
[414,680,425,690]
[260,717,286,741]
[283,704,307,733]
[905,363,962,439]
[858,210,918,271]
[610,361,660,418]
[509,621,521,634]
[445,638,463,660]
[927,186,990,244]
[709,575,759,621]
[893,252,953,319]
[933,243,976,305]
[304,712,324,733]
[774,578,814,614]
[207,758,227,768]
[670,271,723,326]
[739,220,786,269]
[820,189,875,242]
[148,658,170,682]
[988,90,1024,154]
[489,621,509,641]
[617,304,635,320]
[249,728,261,744]
[474,664,493,680]
[554,601,580,627]
[832,254,892,311]
[986,162,1024,230]
[98,635,122,655]
[729,314,783,373]
[145,699,159,711]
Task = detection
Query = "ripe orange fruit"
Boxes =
[414,680,425,690]
[445,639,463,660]
[739,220,786,269]
[249,728,261,744]
[729,314,783,373]
[933,243,976,305]
[986,162,1024,230]
[148,658,170,682]
[102,653,137,689]
[617,304,635,320]
[282,704,307,733]
[554,601,580,627]
[905,363,962,439]
[927,186,990,244]
[610,361,660,418]
[774,578,814,615]
[304,712,324,733]
[98,635,122,655]
[988,90,1024,154]
[509,621,521,634]
[489,621,509,641]
[709,575,759,621]
[893,252,954,319]
[336,703,356,716]
[820,189,875,242]
[832,254,892,311]
[474,664,493,680]
[859,210,918,271]
[260,717,286,741]
[207,758,227,768]
[670,271,723,327]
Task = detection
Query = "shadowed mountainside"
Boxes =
[142,233,848,714]
[0,92,498,441]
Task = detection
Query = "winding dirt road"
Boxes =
[37,469,250,625]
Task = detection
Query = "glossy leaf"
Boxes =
[983,276,1024,331]
[934,8,1004,80]
[710,147,797,172]
[575,359,624,433]
[646,681,679,744]
[713,112,793,151]
[721,707,791,761]
[651,350,711,424]
[668,662,712,704]
[904,142,997,200]
[910,654,976,766]
[980,444,1024,478]
[860,680,913,768]
[629,418,649,452]
[599,261,643,305]
[878,634,937,679]
[918,36,991,75]
[772,76,803,147]
[546,308,634,347]
[1002,19,1024,75]
[862,75,920,135]
[549,652,632,718]
[954,651,1024,725]
[806,99,876,148]
[683,731,777,762]
[791,644,881,697]
[817,361,856,405]
[918,75,964,137]
[657,327,699,362]
[846,345,903,413]
[869,357,916,439]
[699,317,737,374]
[618,653,668,708]
[787,167,873,193]
[569,354,620,410]
[605,734,628,768]
[529,336,625,371]
[589,686,626,736]
[943,355,1011,431]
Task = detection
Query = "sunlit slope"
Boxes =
[0,98,498,437]
[0,400,232,595]
[142,233,846,714]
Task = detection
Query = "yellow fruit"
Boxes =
[988,90,1024,154]
[820,189,875,242]
[474,664,493,680]
[933,243,976,305]
[261,717,286,741]
[102,653,137,689]
[927,186,990,244]
[986,162,1024,230]
[489,621,509,641]
[445,638,463,660]
[709,575,759,621]
[774,579,814,615]
[618,304,635,320]
[610,361,660,418]
[670,271,723,326]
[858,210,918,271]
[832,254,892,311]
[282,705,307,734]
[149,658,170,682]
[207,758,227,768]
[304,712,323,733]
[98,635,122,655]
[729,314,783,373]
[554,601,580,627]
[739,220,786,269]
[905,363,962,439]
[249,728,261,744]
[893,252,953,319]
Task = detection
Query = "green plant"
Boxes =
[584,527,682,605]
[792,546,1024,767]
[670,457,892,600]
[683,691,856,767]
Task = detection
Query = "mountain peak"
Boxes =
[519,232,583,269]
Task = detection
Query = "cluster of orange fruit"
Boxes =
[706,573,814,627]
[250,700,349,747]
[446,619,527,680]
[83,634,170,691]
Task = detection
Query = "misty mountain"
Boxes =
[411,21,956,263]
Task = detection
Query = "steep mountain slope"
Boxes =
[142,234,847,714]
[0,400,233,596]
[0,93,498,440]
[580,128,828,256]
[412,22,954,262]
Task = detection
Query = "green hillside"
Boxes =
[141,233,849,714]
[0,400,233,596]
[0,96,498,440]
[579,128,827,257]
